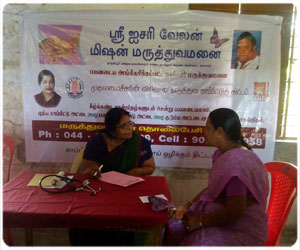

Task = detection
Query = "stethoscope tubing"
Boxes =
[39,174,83,193]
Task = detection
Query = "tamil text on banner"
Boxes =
[20,10,282,168]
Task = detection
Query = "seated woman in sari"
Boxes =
[69,107,155,246]
[80,107,155,177]
[164,108,269,246]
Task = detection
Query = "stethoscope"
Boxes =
[39,174,101,195]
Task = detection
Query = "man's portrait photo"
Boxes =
[231,30,262,70]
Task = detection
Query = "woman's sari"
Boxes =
[165,148,269,246]
[101,131,142,173]
[69,132,143,246]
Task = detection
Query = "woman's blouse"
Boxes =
[34,91,61,107]
[83,132,153,168]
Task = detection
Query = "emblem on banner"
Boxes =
[65,77,84,99]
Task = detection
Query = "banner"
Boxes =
[21,10,282,167]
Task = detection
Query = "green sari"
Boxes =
[102,131,142,173]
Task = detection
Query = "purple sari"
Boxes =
[165,148,269,246]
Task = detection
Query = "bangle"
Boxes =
[198,216,203,228]
[185,200,193,207]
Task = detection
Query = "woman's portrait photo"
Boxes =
[34,69,61,108]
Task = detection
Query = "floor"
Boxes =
[3,225,297,246]
[278,226,298,247]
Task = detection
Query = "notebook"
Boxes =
[99,171,144,187]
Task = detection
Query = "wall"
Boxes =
[2,3,297,234]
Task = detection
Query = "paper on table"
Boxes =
[27,173,71,188]
[139,194,168,203]
[27,174,51,187]
[99,171,144,187]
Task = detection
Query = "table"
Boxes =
[3,171,171,246]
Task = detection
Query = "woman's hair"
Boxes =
[38,70,55,86]
[105,107,130,137]
[208,108,251,150]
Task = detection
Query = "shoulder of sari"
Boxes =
[212,148,254,168]
[34,92,45,106]
[203,148,269,208]
[53,91,61,101]
[102,131,141,172]
[124,131,142,168]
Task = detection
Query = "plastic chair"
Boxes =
[3,134,15,183]
[264,161,297,246]
[3,134,15,246]
[70,146,85,173]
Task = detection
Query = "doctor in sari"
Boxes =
[164,108,269,246]
[69,107,155,246]
[80,107,155,177]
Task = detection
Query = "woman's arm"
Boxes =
[183,194,247,231]
[201,194,247,225]
[81,154,155,178]
[126,156,155,176]
[170,188,208,220]
[80,159,101,178]
[187,188,208,206]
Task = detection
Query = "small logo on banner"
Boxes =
[254,82,269,101]
[65,77,84,99]
[210,27,229,48]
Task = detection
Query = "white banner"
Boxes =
[21,10,282,168]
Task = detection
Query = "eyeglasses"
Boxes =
[115,121,135,129]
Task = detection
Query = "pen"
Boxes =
[93,165,103,177]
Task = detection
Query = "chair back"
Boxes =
[3,134,15,183]
[264,161,297,246]
[70,146,85,173]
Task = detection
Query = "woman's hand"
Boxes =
[81,166,101,179]
[126,157,155,176]
[182,213,201,231]
[169,205,188,220]
[126,168,140,176]
[81,159,102,179]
